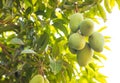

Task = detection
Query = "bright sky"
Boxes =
[100,6,120,83]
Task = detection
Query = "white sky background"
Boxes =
[100,6,120,83]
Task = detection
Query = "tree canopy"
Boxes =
[0,0,119,83]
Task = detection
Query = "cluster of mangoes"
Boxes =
[68,13,104,66]
[29,74,49,83]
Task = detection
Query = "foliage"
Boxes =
[0,0,118,83]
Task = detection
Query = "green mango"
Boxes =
[29,74,44,83]
[77,43,93,66]
[89,32,104,52]
[44,78,49,83]
[68,33,86,50]
[69,13,83,32]
[79,19,94,36]
[68,46,77,54]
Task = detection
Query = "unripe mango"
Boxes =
[68,33,86,50]
[77,43,93,66]
[79,19,94,36]
[68,46,77,54]
[89,32,104,52]
[44,78,49,83]
[69,13,83,32]
[29,74,44,83]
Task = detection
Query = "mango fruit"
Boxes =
[69,13,83,32]
[77,43,93,66]
[68,33,86,50]
[29,74,44,83]
[79,19,94,36]
[69,46,77,54]
[44,78,49,83]
[89,32,104,52]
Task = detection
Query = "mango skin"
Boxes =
[44,78,49,83]
[68,46,77,54]
[68,33,86,50]
[69,13,83,32]
[89,32,104,52]
[79,19,94,36]
[29,75,44,83]
[77,43,93,66]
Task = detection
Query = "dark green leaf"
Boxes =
[53,19,68,36]
[21,49,37,54]
[0,0,3,8]
[10,38,24,45]
[36,32,49,52]
[50,58,62,75]
[25,7,32,15]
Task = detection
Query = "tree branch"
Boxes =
[0,42,12,59]
[0,24,20,33]
[61,1,97,12]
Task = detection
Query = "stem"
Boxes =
[0,42,13,59]
[74,2,79,13]
[0,64,9,72]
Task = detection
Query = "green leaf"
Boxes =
[53,19,68,37]
[95,72,107,83]
[104,0,112,13]
[52,43,60,57]
[32,0,37,5]
[110,0,115,8]
[0,0,3,8]
[24,0,32,7]
[89,63,95,71]
[97,3,107,22]
[116,0,120,9]
[104,45,111,50]
[50,58,62,75]
[25,7,32,15]
[104,36,111,39]
[94,52,107,60]
[36,32,49,51]
[10,38,24,45]
[97,26,107,32]
[21,49,37,54]
[93,55,102,62]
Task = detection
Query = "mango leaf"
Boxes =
[104,0,111,13]
[97,26,107,32]
[116,0,120,9]
[89,63,95,71]
[0,0,3,8]
[24,0,32,7]
[65,61,74,80]
[21,49,37,54]
[36,32,49,51]
[52,43,60,57]
[95,72,107,83]
[110,0,115,8]
[53,19,68,37]
[97,3,107,22]
[94,52,107,60]
[93,55,102,62]
[105,39,111,42]
[50,58,62,75]
[32,0,37,5]
[25,7,32,15]
[10,38,24,45]
[104,36,111,39]
[104,45,111,50]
